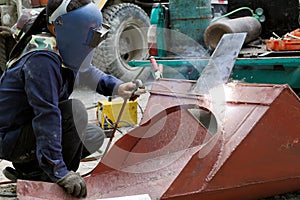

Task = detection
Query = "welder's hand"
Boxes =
[118,80,147,100]
[57,171,87,198]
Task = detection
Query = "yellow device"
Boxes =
[96,99,138,129]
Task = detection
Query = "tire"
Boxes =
[92,3,151,82]
[0,35,6,74]
[0,32,16,74]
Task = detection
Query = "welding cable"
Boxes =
[80,151,102,162]
[137,101,144,115]
[105,117,124,135]
[81,98,129,178]
[102,95,141,157]
[85,104,98,110]
[104,115,136,130]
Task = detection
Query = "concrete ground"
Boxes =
[0,87,150,199]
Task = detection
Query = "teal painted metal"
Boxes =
[169,0,212,46]
[149,5,161,25]
[233,58,300,88]
[236,57,300,66]
[149,4,167,57]
[231,67,300,87]
[128,57,300,88]
[145,2,300,89]
[129,59,207,67]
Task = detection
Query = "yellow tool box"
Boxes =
[96,99,138,129]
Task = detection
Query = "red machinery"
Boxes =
[17,78,300,199]
[266,29,300,51]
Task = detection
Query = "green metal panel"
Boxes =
[128,57,300,89]
[169,0,212,46]
[233,57,300,88]
[232,66,300,87]
[149,4,167,57]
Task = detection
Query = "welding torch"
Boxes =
[129,79,147,101]
[150,56,163,80]
[106,79,147,101]
[102,79,147,156]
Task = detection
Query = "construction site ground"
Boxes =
[0,87,300,199]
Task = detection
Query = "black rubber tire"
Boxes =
[0,35,6,74]
[0,32,16,74]
[92,3,151,82]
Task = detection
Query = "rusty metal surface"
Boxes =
[17,80,300,200]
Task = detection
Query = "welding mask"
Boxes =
[49,0,108,71]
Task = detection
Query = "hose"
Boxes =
[212,7,255,23]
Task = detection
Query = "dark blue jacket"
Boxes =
[0,50,123,181]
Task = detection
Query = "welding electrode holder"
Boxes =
[129,79,146,101]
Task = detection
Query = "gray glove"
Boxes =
[57,171,87,198]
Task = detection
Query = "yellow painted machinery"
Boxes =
[96,98,138,130]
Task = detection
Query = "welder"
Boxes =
[0,0,142,197]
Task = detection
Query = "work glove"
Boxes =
[56,171,87,198]
[118,79,147,101]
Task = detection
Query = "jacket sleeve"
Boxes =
[76,64,123,96]
[22,52,68,181]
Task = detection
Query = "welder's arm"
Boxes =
[117,82,137,99]
[77,64,123,96]
[118,80,147,100]
[23,52,69,181]
[24,53,87,197]
[77,64,146,99]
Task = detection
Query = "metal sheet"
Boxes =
[17,81,300,200]
[193,33,246,94]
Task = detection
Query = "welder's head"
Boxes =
[46,0,104,71]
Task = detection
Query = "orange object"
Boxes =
[40,0,48,6]
[31,0,47,7]
[287,28,300,38]
[265,39,300,51]
[266,28,300,51]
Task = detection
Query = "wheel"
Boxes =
[0,31,16,74]
[92,3,151,82]
[0,35,6,74]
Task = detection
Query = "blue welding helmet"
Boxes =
[49,0,104,71]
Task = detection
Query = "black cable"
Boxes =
[137,102,144,115]
[104,117,124,135]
